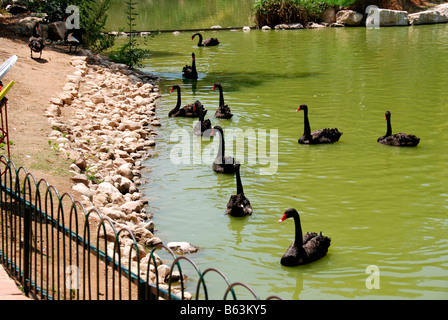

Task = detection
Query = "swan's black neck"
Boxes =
[302,107,311,136]
[235,164,244,195]
[215,84,225,107]
[216,127,225,163]
[192,55,197,74]
[385,114,392,137]
[174,87,181,111]
[194,33,203,46]
[292,213,304,247]
[32,24,40,37]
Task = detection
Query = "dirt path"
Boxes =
[0,31,77,195]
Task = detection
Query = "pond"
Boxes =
[106,0,255,31]
[107,4,448,300]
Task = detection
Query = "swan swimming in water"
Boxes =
[296,104,342,144]
[377,111,420,147]
[278,208,331,267]
[225,162,252,217]
[192,33,219,47]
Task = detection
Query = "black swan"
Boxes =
[168,85,201,117]
[182,53,198,80]
[377,111,420,147]
[192,33,220,47]
[28,23,45,59]
[65,28,86,53]
[193,104,213,137]
[212,83,233,119]
[278,208,331,267]
[296,104,342,144]
[211,126,236,174]
[226,162,252,217]
[6,4,28,15]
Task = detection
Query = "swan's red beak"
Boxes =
[170,87,174,93]
[278,214,287,223]
[212,85,216,91]
[296,107,301,112]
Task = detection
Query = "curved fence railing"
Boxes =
[0,156,282,300]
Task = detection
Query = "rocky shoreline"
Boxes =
[256,3,448,30]
[44,51,195,293]
[46,52,160,241]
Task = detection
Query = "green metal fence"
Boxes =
[0,156,281,300]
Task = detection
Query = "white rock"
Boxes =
[72,183,93,201]
[97,181,120,195]
[47,104,61,116]
[336,10,363,26]
[274,23,304,30]
[370,9,408,26]
[120,200,145,213]
[69,163,81,174]
[71,173,89,186]
[91,94,105,104]
[113,174,133,193]
[117,163,134,179]
[166,242,199,254]
[50,97,64,106]
[123,242,145,261]
[408,4,448,25]
[157,264,171,283]
[102,207,126,220]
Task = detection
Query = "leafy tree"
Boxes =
[79,0,115,53]
[26,0,114,53]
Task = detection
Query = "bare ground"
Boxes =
[0,27,78,196]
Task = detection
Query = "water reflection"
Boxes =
[107,0,255,31]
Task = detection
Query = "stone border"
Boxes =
[45,51,163,249]
[259,3,448,29]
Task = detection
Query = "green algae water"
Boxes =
[107,10,448,298]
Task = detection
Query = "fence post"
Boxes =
[138,281,146,300]
[22,203,31,297]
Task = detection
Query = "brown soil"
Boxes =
[0,19,77,196]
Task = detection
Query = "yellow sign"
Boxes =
[0,81,15,101]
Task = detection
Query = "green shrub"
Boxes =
[253,0,358,27]
[27,0,114,53]
[80,0,115,53]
